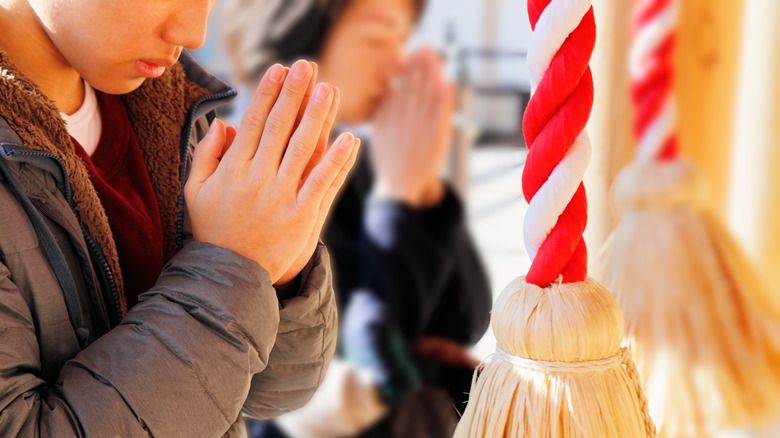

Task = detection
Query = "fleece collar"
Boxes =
[0,51,225,315]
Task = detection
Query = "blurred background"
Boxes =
[193,0,780,437]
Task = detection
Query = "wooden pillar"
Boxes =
[676,0,743,217]
[728,0,780,288]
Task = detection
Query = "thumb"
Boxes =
[189,119,227,186]
[223,125,238,157]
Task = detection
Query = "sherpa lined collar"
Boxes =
[0,50,230,315]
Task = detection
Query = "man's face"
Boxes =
[30,0,214,94]
[318,0,416,124]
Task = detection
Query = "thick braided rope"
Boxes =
[630,0,680,162]
[621,350,659,437]
[522,0,595,286]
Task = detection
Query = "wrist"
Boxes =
[275,264,300,287]
[419,179,446,208]
[275,241,319,289]
[371,180,423,207]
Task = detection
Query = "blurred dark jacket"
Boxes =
[325,145,492,407]
[329,147,491,346]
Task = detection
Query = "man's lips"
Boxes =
[136,59,176,78]
[144,58,177,68]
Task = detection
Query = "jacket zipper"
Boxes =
[1,88,236,326]
[1,146,124,326]
[175,89,237,251]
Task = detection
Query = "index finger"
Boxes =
[294,62,319,128]
[251,60,315,172]
[224,64,288,163]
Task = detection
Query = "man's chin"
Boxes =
[89,76,147,96]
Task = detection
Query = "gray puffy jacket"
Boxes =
[0,50,337,437]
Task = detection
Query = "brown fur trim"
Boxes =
[121,65,210,262]
[0,52,209,316]
[0,51,127,314]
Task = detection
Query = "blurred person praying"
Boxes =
[222,0,492,437]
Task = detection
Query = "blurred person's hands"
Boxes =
[415,336,481,369]
[370,47,456,208]
[185,61,360,285]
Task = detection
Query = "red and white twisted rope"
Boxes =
[631,0,679,162]
[522,0,596,287]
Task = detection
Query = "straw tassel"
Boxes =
[454,0,655,436]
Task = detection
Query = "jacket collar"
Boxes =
[0,50,235,315]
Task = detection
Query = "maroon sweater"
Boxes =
[71,91,164,308]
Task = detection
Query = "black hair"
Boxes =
[223,0,427,83]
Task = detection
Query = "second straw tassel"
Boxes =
[596,0,780,436]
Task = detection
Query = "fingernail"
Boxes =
[267,64,284,82]
[339,133,355,149]
[292,60,311,80]
[207,119,219,135]
[312,83,330,103]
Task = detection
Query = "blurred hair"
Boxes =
[221,0,426,84]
